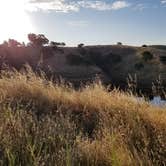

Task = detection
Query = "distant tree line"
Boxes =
[0,33,66,48]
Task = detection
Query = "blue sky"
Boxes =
[0,0,166,46]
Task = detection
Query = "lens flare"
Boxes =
[0,0,35,43]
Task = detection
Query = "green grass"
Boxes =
[0,67,165,166]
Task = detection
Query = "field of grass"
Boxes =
[0,67,165,166]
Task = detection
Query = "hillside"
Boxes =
[0,69,165,165]
[0,44,166,96]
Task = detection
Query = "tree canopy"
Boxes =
[28,33,49,46]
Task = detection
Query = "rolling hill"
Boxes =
[0,44,166,97]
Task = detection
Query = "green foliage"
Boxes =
[142,51,153,62]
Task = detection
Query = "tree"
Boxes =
[28,33,49,46]
[142,51,153,62]
[78,43,84,48]
[117,42,122,45]
[50,41,66,47]
[8,39,21,47]
[142,44,147,47]
[28,33,36,43]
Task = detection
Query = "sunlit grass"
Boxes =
[0,67,165,165]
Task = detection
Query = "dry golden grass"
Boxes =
[0,67,165,166]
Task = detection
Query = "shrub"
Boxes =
[78,43,84,48]
[142,44,148,47]
[50,41,66,47]
[134,62,144,70]
[142,51,153,62]
[117,42,122,45]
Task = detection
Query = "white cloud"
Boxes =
[111,1,130,10]
[78,1,130,11]
[25,0,130,12]
[78,1,111,10]
[161,0,166,4]
[25,0,79,12]
[133,4,147,11]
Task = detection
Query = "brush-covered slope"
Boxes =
[0,69,165,165]
[0,44,166,94]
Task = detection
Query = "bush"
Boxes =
[78,43,84,48]
[117,42,122,45]
[134,62,144,70]
[142,51,153,62]
[142,44,148,47]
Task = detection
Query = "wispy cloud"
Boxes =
[111,1,130,10]
[25,0,130,12]
[133,3,147,11]
[68,20,89,27]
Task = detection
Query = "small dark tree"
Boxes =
[50,41,66,47]
[61,42,66,47]
[36,34,49,46]
[117,42,122,45]
[78,43,84,48]
[142,51,153,62]
[28,33,49,46]
[142,44,147,47]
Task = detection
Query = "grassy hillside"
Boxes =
[0,68,165,166]
[150,45,166,51]
[1,44,166,96]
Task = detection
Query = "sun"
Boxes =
[0,0,35,43]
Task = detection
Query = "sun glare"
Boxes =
[0,0,34,43]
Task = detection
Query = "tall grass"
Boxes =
[0,67,165,166]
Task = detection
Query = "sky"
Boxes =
[0,0,166,46]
